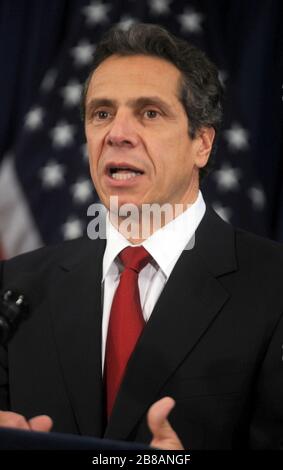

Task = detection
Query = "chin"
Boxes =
[114,198,142,210]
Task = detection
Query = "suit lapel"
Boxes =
[48,238,106,437]
[105,208,237,440]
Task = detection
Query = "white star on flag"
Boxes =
[81,143,89,163]
[218,70,228,87]
[41,69,57,92]
[214,163,241,191]
[71,40,96,67]
[40,161,65,188]
[62,217,84,240]
[248,187,266,210]
[24,107,44,130]
[61,80,83,106]
[224,123,249,151]
[117,15,137,31]
[82,1,111,25]
[71,179,93,204]
[50,121,75,148]
[212,203,232,222]
[178,8,204,33]
[150,0,172,15]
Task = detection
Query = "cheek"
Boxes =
[150,138,181,177]
[157,130,185,159]
[87,148,101,188]
[88,158,97,187]
[87,135,104,169]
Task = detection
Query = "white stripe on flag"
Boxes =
[0,155,43,258]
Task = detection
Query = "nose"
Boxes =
[105,110,139,148]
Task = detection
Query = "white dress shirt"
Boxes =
[101,191,206,370]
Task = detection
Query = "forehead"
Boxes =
[86,54,182,102]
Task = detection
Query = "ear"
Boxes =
[194,127,215,168]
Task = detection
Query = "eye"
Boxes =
[144,109,160,119]
[94,110,111,120]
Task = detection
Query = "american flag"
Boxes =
[0,0,282,259]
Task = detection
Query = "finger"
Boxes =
[0,411,31,430]
[147,396,176,439]
[28,415,53,432]
[148,397,184,450]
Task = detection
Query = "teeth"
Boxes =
[111,172,140,180]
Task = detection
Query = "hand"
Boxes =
[0,410,53,432]
[148,396,184,450]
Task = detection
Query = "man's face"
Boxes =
[85,54,212,211]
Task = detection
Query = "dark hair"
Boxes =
[82,23,224,178]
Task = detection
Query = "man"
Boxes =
[0,23,283,450]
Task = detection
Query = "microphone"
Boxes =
[0,289,29,345]
[0,274,39,346]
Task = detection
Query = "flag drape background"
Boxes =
[0,0,282,258]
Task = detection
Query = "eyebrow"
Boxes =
[85,96,174,117]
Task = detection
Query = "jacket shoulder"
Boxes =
[0,237,104,288]
[235,228,283,269]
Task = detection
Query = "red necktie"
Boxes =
[105,246,151,418]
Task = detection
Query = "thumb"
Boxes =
[148,397,184,450]
[28,415,53,432]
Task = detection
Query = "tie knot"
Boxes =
[119,246,151,273]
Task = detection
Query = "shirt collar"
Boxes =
[102,216,132,281]
[102,191,206,281]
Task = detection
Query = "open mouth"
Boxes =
[106,164,144,181]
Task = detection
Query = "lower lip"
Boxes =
[104,173,145,188]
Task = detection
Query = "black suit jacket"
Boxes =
[1,207,283,449]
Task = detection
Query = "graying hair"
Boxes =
[82,23,224,178]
